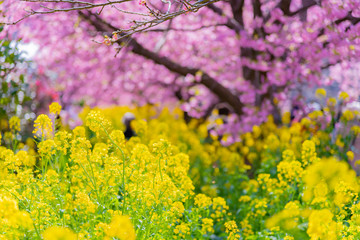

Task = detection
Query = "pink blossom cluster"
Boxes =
[1,0,360,142]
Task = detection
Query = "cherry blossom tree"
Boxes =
[2,0,360,143]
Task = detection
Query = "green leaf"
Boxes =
[23,96,32,102]
[0,97,10,105]
[14,95,19,105]
[19,74,24,83]
[1,81,8,94]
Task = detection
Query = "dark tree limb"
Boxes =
[335,13,360,25]
[229,0,244,26]
[207,3,242,32]
[79,11,244,115]
[253,0,263,18]
[298,0,316,21]
[278,0,291,15]
[291,0,317,17]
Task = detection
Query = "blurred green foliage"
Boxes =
[0,25,34,145]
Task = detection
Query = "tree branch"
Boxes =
[142,23,229,32]
[278,0,291,16]
[3,0,221,40]
[207,3,242,32]
[79,11,244,115]
[229,0,244,26]
[253,0,262,18]
[288,0,317,17]
[3,0,131,24]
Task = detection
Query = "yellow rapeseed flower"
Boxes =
[284,236,294,240]
[315,88,327,98]
[85,110,112,136]
[282,112,291,124]
[9,116,21,132]
[351,126,360,135]
[43,226,77,240]
[301,140,318,167]
[347,151,355,161]
[49,102,62,115]
[342,110,355,121]
[239,195,251,203]
[327,97,337,107]
[104,215,136,240]
[73,126,86,138]
[224,220,240,240]
[339,91,349,101]
[194,193,212,208]
[201,218,214,234]
[33,114,53,139]
[252,125,261,138]
[307,209,337,239]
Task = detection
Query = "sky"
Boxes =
[17,42,39,60]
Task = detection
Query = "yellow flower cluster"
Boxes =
[201,218,214,235]
[301,140,318,167]
[195,193,212,208]
[0,96,358,239]
[9,116,20,132]
[0,104,242,239]
[0,195,33,238]
[43,226,77,240]
[49,102,62,115]
[225,220,240,240]
[33,114,53,139]
[307,209,337,240]
[315,88,327,98]
[264,141,360,239]
[85,110,112,137]
[103,215,136,240]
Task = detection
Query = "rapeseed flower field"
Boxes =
[0,93,360,239]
